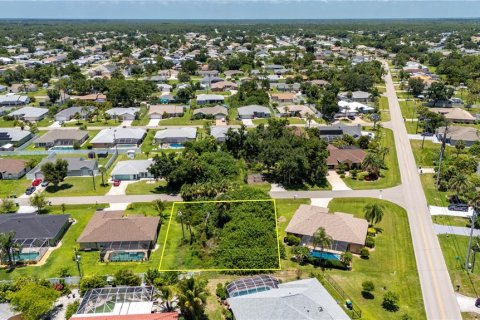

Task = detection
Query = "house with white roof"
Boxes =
[196,94,225,105]
[338,100,375,115]
[105,107,139,120]
[0,94,30,107]
[154,127,197,145]
[111,159,153,180]
[237,105,271,119]
[9,106,48,122]
[227,277,350,320]
[90,128,146,148]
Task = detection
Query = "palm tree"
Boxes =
[312,227,333,252]
[363,203,385,226]
[0,231,17,266]
[306,113,315,128]
[177,277,209,320]
[471,236,480,271]
[341,252,353,268]
[156,285,177,312]
[98,166,107,186]
[449,173,471,199]
[361,153,382,178]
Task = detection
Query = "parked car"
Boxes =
[25,186,36,195]
[31,178,42,186]
[113,179,121,187]
[347,115,355,120]
[41,181,49,187]
[448,203,469,212]
[475,298,480,308]
[421,132,434,136]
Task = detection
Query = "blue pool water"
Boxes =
[109,251,145,262]
[230,286,271,298]
[169,143,184,149]
[310,250,341,261]
[15,251,39,261]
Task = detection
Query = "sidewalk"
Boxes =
[433,224,480,236]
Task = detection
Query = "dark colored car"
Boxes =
[347,115,355,120]
[448,203,469,212]
[421,132,434,136]
[25,186,36,195]
[31,178,42,186]
[475,298,480,308]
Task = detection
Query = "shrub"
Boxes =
[367,227,377,236]
[216,283,227,300]
[114,269,141,286]
[360,247,370,259]
[362,281,375,292]
[350,169,359,179]
[382,291,400,312]
[357,171,369,181]
[73,141,80,150]
[79,124,87,130]
[86,143,93,150]
[284,234,301,246]
[279,243,286,259]
[79,275,107,295]
[65,301,80,320]
[365,236,376,248]
[340,173,346,179]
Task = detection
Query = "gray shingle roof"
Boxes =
[228,278,350,320]
[0,214,70,240]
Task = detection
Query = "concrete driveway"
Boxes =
[326,170,351,191]
[106,180,138,196]
[49,121,62,128]
[121,120,133,127]
[241,119,254,127]
[148,119,160,127]
[429,205,473,218]
[456,293,480,315]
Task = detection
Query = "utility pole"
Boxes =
[91,170,96,191]
[435,121,448,189]
[421,118,430,149]
[465,209,478,272]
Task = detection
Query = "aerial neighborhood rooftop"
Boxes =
[0,17,478,320]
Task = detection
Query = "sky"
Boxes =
[1,0,480,19]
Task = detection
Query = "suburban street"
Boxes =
[384,62,462,319]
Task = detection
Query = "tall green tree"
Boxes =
[449,173,471,198]
[41,159,68,187]
[0,231,19,266]
[30,192,48,214]
[312,227,333,252]
[177,277,209,320]
[363,203,385,225]
[9,282,59,320]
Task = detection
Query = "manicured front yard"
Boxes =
[438,234,480,297]
[159,109,214,126]
[327,198,425,320]
[0,179,31,198]
[275,198,425,319]
[0,203,171,280]
[252,117,305,125]
[125,180,174,195]
[432,215,469,228]
[43,176,111,197]
[343,129,401,190]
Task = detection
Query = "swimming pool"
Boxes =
[310,250,341,261]
[169,143,184,149]
[229,286,271,297]
[49,146,74,150]
[109,251,145,262]
[15,251,39,261]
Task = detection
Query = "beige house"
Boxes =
[430,108,476,124]
[285,204,368,254]
[276,105,314,118]
[148,105,184,119]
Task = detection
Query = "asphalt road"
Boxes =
[384,63,461,319]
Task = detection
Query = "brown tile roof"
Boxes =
[0,158,27,174]
[271,92,295,100]
[327,145,366,166]
[285,204,368,245]
[77,211,159,243]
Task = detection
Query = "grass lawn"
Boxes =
[0,203,172,280]
[159,109,213,126]
[399,100,421,119]
[343,129,401,190]
[420,174,452,206]
[378,96,390,122]
[397,92,414,99]
[0,118,15,127]
[432,215,469,228]
[326,198,425,320]
[438,234,480,297]
[43,176,111,197]
[227,108,241,125]
[125,180,177,195]
[140,129,157,154]
[405,121,419,134]
[64,119,119,127]
[410,140,448,167]
[0,179,31,198]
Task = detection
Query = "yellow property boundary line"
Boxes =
[158,199,282,272]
